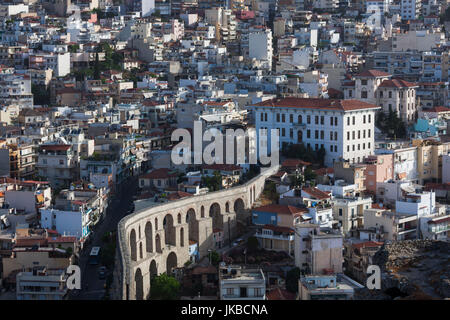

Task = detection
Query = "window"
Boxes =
[361,79,368,85]
[330,117,334,126]
[358,131,361,139]
[59,159,64,165]
[254,288,263,297]
[380,91,383,98]
[330,145,333,152]
[265,113,268,121]
[335,117,338,126]
[282,114,285,122]
[330,132,333,140]
[361,91,368,98]
[315,130,319,139]
[352,116,355,125]
[226,288,234,296]
[282,128,285,137]
[347,117,350,126]
[307,115,311,124]
[298,115,302,123]
[368,129,371,138]
[334,132,337,140]
[315,144,319,150]
[307,130,311,138]
[290,114,293,123]
[347,132,350,140]
[277,114,280,122]
[349,89,353,97]
[260,113,264,121]
[363,130,366,138]
[320,131,324,139]
[352,131,355,140]
[339,208,343,216]
[363,115,366,123]
[315,116,319,125]
[320,116,324,125]
[389,91,392,98]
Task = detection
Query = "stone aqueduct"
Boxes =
[112,165,279,300]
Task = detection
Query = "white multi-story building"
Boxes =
[219,265,266,300]
[29,52,71,78]
[250,97,379,167]
[0,72,33,108]
[401,0,421,20]
[16,268,68,301]
[249,29,273,69]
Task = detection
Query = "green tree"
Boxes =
[32,85,51,105]
[94,52,100,79]
[286,267,301,293]
[304,167,317,183]
[263,181,279,202]
[150,273,180,300]
[246,236,259,253]
[201,171,222,191]
[210,250,220,266]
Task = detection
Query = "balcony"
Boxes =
[255,232,294,241]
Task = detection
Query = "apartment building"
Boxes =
[400,0,422,20]
[249,28,273,69]
[219,265,266,300]
[413,139,450,184]
[251,98,379,167]
[317,181,372,235]
[363,208,419,240]
[29,52,71,78]
[294,224,343,274]
[333,161,367,194]
[363,154,394,194]
[36,144,78,189]
[0,72,33,108]
[4,143,36,180]
[16,267,69,300]
[298,274,356,300]
[392,30,445,52]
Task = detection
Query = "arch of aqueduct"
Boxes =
[112,165,279,300]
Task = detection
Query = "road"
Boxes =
[70,176,138,300]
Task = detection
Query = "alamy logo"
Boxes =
[171,121,279,166]
[66,265,81,290]
[366,265,381,290]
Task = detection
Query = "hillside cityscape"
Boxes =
[0,0,449,301]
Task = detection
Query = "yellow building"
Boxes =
[413,139,450,184]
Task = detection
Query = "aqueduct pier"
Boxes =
[112,165,279,300]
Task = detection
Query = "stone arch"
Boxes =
[186,208,199,243]
[155,217,158,230]
[253,185,256,202]
[138,225,141,239]
[155,234,162,253]
[163,214,176,246]
[225,201,230,213]
[234,198,245,214]
[209,202,223,230]
[145,221,153,253]
[166,251,177,275]
[135,268,143,300]
[177,213,181,224]
[139,242,143,259]
[201,205,205,218]
[180,227,184,247]
[150,260,157,278]
[130,229,137,262]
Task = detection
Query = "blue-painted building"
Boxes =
[252,204,306,228]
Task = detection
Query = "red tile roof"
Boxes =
[281,159,311,168]
[167,191,193,201]
[355,70,391,78]
[253,204,307,215]
[424,106,450,113]
[314,167,334,175]
[261,224,294,233]
[40,144,71,151]
[253,97,379,111]
[302,187,331,200]
[379,79,417,88]
[202,164,242,171]
[140,168,177,180]
[352,241,384,250]
[266,287,296,300]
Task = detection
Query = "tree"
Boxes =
[304,167,317,183]
[201,171,222,191]
[94,52,100,79]
[150,273,180,300]
[263,181,279,202]
[31,85,51,105]
[286,267,301,293]
[210,250,220,266]
[246,236,259,253]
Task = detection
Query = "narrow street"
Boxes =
[70,176,138,300]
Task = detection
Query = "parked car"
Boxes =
[98,266,107,279]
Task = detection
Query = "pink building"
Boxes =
[364,154,394,194]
